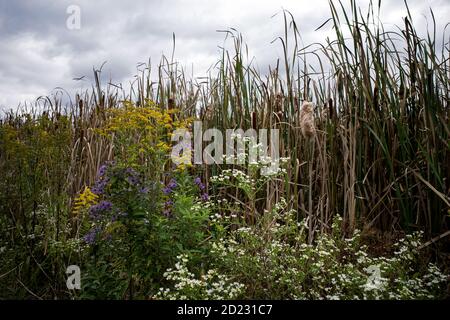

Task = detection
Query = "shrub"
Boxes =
[206,210,448,299]
[153,254,245,300]
[78,163,212,299]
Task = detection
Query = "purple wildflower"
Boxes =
[89,200,113,220]
[163,178,177,195]
[125,167,137,176]
[101,200,113,210]
[125,167,141,186]
[139,186,149,194]
[92,177,109,195]
[162,197,174,218]
[127,175,140,186]
[92,163,111,195]
[168,179,177,189]
[163,209,172,218]
[98,164,107,177]
[83,226,101,245]
[201,193,209,201]
[194,177,206,191]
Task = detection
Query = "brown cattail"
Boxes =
[168,97,176,122]
[328,98,334,120]
[251,111,257,130]
[202,105,213,121]
[320,105,328,122]
[275,93,283,112]
[275,93,284,121]
[299,101,315,139]
[168,97,175,110]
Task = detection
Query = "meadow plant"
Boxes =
[0,0,448,299]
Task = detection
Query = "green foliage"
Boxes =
[149,171,448,300]
[0,112,73,298]
[161,206,447,300]
[78,164,212,299]
[154,254,245,300]
[1,0,449,300]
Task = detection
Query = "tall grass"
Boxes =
[199,0,449,237]
[1,0,448,262]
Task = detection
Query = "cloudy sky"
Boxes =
[0,0,448,110]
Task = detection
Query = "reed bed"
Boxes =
[0,0,448,299]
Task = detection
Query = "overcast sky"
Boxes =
[0,0,448,110]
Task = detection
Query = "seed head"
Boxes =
[299,101,315,139]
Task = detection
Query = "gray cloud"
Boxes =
[0,0,448,109]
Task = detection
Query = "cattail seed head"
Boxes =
[299,101,315,139]
[168,97,175,110]
[251,111,257,129]
[275,93,283,112]
[202,105,213,121]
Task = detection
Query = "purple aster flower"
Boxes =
[194,177,205,190]
[88,206,101,220]
[139,186,149,194]
[98,164,107,177]
[89,200,113,220]
[91,186,101,195]
[201,193,209,201]
[83,226,101,245]
[83,232,95,245]
[127,175,140,186]
[92,177,109,195]
[124,168,141,186]
[167,179,177,189]
[125,167,137,176]
[162,178,178,195]
[99,200,113,211]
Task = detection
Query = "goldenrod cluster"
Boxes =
[98,99,193,168]
[73,186,99,215]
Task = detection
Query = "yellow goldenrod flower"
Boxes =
[73,186,99,215]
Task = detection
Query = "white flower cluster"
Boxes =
[210,169,252,184]
[272,197,287,213]
[205,211,448,300]
[154,254,245,300]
